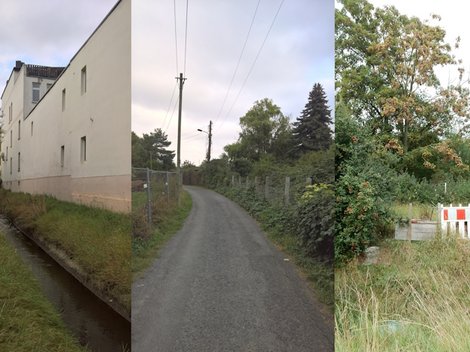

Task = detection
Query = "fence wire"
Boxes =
[229,174,314,208]
[132,168,179,237]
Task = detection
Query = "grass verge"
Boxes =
[0,189,131,314]
[335,237,470,351]
[132,190,192,277]
[0,233,86,352]
[391,202,438,221]
[217,186,334,310]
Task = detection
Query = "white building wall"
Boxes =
[0,0,131,213]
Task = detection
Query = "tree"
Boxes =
[131,129,175,170]
[292,83,332,154]
[336,0,469,155]
[226,98,292,164]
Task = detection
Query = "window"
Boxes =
[31,121,34,136]
[18,120,21,140]
[81,66,87,94]
[17,152,20,172]
[10,130,12,147]
[10,157,12,175]
[80,136,86,162]
[32,82,40,102]
[62,89,66,111]
[60,146,65,167]
[8,102,12,123]
[6,146,8,161]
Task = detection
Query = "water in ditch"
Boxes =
[0,218,131,352]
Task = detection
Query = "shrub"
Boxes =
[335,171,393,263]
[296,184,334,260]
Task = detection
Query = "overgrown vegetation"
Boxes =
[335,1,470,350]
[336,237,470,351]
[0,190,131,313]
[132,191,192,276]
[0,233,86,352]
[335,0,470,262]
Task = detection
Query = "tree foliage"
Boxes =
[336,0,470,156]
[132,129,175,170]
[224,98,294,167]
[292,83,332,154]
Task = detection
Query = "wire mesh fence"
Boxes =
[132,168,180,237]
[229,174,314,207]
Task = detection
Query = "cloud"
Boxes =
[133,0,334,165]
[0,0,117,101]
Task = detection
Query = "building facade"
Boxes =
[0,0,131,213]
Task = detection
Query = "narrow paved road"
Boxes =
[132,186,333,352]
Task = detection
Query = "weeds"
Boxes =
[335,238,470,351]
[0,234,86,352]
[0,189,131,314]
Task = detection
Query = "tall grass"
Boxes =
[0,189,131,313]
[391,203,437,221]
[0,233,86,352]
[335,238,470,351]
[132,191,192,276]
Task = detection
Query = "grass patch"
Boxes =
[0,189,131,314]
[0,233,86,352]
[132,190,192,276]
[391,202,437,221]
[335,237,470,351]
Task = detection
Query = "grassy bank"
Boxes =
[0,190,131,313]
[0,233,86,352]
[217,186,334,310]
[132,190,192,276]
[335,237,470,351]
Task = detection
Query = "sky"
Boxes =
[132,0,335,165]
[365,0,470,89]
[0,0,118,100]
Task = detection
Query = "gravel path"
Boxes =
[132,186,333,351]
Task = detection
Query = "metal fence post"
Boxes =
[284,176,290,206]
[166,172,170,202]
[265,176,270,200]
[146,168,152,226]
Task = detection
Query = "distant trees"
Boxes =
[132,129,175,170]
[292,83,332,154]
[224,98,293,167]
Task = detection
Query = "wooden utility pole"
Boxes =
[207,120,212,162]
[176,73,186,202]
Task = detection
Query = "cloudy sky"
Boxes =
[132,0,334,165]
[0,0,117,100]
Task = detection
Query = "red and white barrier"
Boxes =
[439,204,470,239]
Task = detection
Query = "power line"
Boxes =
[165,94,179,132]
[213,0,261,125]
[173,0,179,74]
[220,0,285,127]
[183,0,189,76]
[161,81,178,130]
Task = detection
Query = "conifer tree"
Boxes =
[293,83,332,154]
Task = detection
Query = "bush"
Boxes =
[335,170,393,263]
[296,184,334,260]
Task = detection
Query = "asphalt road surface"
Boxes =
[132,186,333,352]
